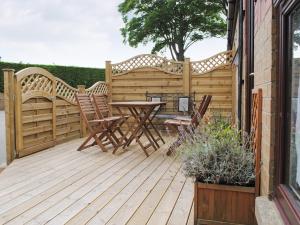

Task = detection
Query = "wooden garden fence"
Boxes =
[3,67,108,163]
[3,50,234,164]
[106,50,234,117]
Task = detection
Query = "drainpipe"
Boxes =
[237,0,243,130]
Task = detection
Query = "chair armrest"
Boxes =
[174,116,192,121]
[88,119,106,124]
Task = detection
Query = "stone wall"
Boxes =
[253,0,277,196]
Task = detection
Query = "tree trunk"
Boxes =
[177,43,185,61]
[177,51,184,61]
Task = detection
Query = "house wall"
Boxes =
[253,0,277,196]
[229,1,284,223]
[230,1,277,195]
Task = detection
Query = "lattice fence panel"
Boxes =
[86,81,108,95]
[191,51,233,75]
[20,73,53,95]
[56,78,78,104]
[112,54,183,75]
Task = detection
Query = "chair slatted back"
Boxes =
[76,94,98,126]
[191,95,212,127]
[251,89,262,197]
[92,94,111,119]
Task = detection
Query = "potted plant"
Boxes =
[179,117,256,225]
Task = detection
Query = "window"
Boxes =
[276,1,300,224]
[286,4,300,201]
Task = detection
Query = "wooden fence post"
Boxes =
[52,79,57,144]
[105,61,112,102]
[183,58,191,96]
[3,69,16,165]
[77,85,87,137]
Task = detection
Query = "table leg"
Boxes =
[140,107,165,146]
[126,106,158,155]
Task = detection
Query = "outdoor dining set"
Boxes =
[76,93,212,156]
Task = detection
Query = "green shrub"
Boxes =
[0,62,105,92]
[179,116,255,187]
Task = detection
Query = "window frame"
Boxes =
[275,0,300,224]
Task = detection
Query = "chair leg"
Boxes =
[166,139,182,156]
[77,134,93,151]
[93,133,108,152]
[116,127,128,143]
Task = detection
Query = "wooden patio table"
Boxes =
[109,101,166,156]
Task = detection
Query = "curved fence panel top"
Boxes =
[86,81,108,95]
[191,50,234,75]
[111,54,184,76]
[15,67,108,104]
[56,77,79,104]
[16,67,55,103]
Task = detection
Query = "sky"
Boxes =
[0,0,227,68]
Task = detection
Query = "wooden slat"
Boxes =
[113,80,183,87]
[146,169,187,225]
[19,141,55,158]
[107,159,181,225]
[22,114,52,124]
[22,102,53,111]
[23,125,52,137]
[87,156,175,225]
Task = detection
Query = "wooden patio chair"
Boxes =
[92,94,129,148]
[164,95,212,155]
[76,94,119,152]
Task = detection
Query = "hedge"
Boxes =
[0,62,105,93]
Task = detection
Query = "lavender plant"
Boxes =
[179,116,255,187]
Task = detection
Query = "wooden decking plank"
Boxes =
[146,168,187,225]
[0,147,116,215]
[86,155,175,225]
[0,136,194,225]
[125,161,181,225]
[24,150,145,225]
[0,141,83,189]
[2,138,81,171]
[0,146,99,196]
[40,150,150,225]
[166,178,194,225]
[84,151,169,225]
[106,158,181,225]
[186,203,194,225]
[1,150,135,225]
[3,139,84,173]
[64,148,165,225]
[0,147,101,204]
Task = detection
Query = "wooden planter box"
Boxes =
[194,183,256,225]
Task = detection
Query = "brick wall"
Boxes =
[253,0,277,196]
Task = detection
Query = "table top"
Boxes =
[109,101,166,107]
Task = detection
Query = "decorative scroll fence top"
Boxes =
[191,50,233,75]
[16,67,108,104]
[110,51,233,76]
[111,54,184,76]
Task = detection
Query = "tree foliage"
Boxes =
[119,0,227,61]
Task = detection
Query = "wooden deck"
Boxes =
[0,137,194,225]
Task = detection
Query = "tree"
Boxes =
[119,0,227,61]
